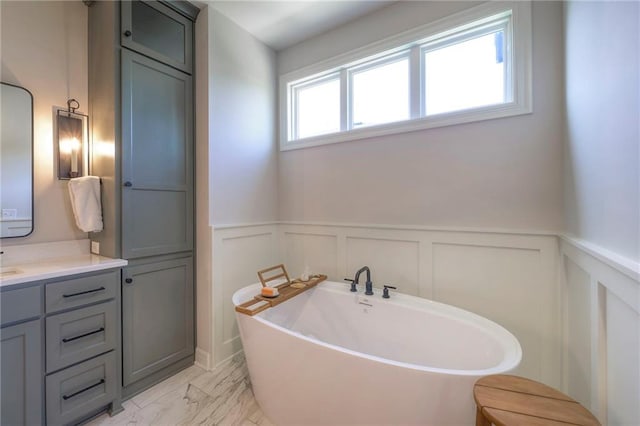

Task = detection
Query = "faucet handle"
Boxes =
[344,278,357,292]
[382,285,397,299]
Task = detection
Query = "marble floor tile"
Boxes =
[86,400,141,426]
[89,353,272,426]
[190,354,249,400]
[132,365,208,408]
[133,382,215,425]
[245,404,275,426]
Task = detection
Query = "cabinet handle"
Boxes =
[123,181,133,187]
[62,286,105,298]
[62,327,105,343]
[124,30,132,37]
[125,278,133,284]
[62,379,105,400]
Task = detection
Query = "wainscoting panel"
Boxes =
[430,235,561,387]
[213,225,279,365]
[561,237,640,425]
[345,237,420,296]
[210,222,638,425]
[215,223,561,383]
[563,256,592,409]
[277,224,431,296]
[605,289,640,425]
[282,232,338,280]
[276,224,560,386]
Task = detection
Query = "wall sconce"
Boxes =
[56,99,88,180]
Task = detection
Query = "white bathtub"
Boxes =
[233,281,522,425]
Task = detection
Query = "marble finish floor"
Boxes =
[89,354,274,426]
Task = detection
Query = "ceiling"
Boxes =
[204,1,396,51]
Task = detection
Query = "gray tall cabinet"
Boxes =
[88,0,198,398]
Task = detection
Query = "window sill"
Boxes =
[280,101,532,151]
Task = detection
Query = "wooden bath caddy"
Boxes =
[235,264,327,316]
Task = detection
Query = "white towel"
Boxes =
[68,176,103,233]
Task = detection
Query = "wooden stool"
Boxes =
[473,375,601,426]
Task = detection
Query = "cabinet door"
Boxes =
[1,320,42,425]
[121,49,193,259]
[122,257,193,386]
[121,0,193,73]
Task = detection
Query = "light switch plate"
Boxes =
[91,241,100,255]
[2,209,17,219]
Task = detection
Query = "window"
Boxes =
[351,54,410,128]
[294,75,340,139]
[280,1,531,150]
[423,30,506,115]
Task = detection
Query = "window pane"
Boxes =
[424,31,505,116]
[295,78,340,139]
[352,58,409,128]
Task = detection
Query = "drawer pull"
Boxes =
[62,286,106,298]
[62,379,105,400]
[62,327,105,343]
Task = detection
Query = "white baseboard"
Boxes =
[194,347,211,371]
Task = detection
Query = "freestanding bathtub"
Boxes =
[233,281,522,425]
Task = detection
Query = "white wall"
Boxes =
[562,3,640,423]
[195,6,213,370]
[564,1,640,263]
[209,9,278,226]
[198,7,638,423]
[278,1,478,75]
[276,1,564,232]
[211,0,567,377]
[0,1,88,245]
[198,7,278,367]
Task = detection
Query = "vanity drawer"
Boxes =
[1,285,41,326]
[46,351,116,426]
[46,270,118,313]
[46,300,116,373]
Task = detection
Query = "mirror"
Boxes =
[1,82,34,238]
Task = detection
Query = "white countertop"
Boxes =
[0,239,127,288]
[0,254,127,288]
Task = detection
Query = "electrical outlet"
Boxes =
[2,209,17,219]
[91,241,100,255]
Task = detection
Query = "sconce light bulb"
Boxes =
[60,138,73,154]
[60,137,81,153]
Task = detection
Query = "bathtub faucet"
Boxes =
[349,266,373,296]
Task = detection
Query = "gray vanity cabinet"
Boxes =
[1,267,122,425]
[1,319,42,426]
[121,257,193,387]
[121,49,193,259]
